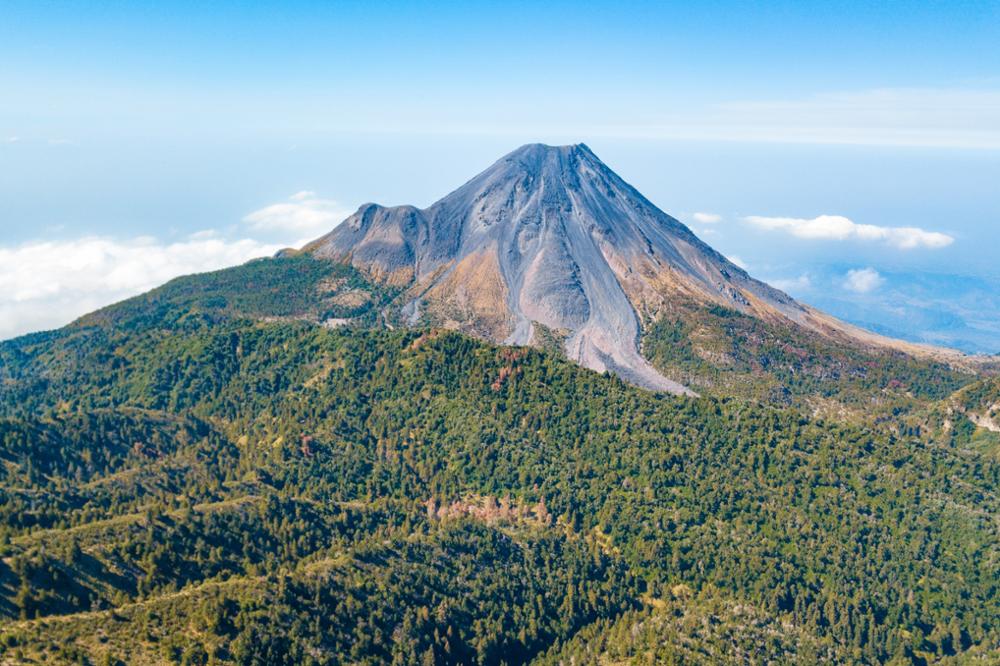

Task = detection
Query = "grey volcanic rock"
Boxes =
[306,143,931,393]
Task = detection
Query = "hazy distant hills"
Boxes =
[806,269,1000,354]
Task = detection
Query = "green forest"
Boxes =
[0,256,998,665]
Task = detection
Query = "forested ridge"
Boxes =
[641,301,976,415]
[0,256,998,665]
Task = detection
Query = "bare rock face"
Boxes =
[306,143,938,394]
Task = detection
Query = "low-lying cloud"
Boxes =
[243,191,351,237]
[843,267,885,293]
[726,255,748,269]
[0,235,283,340]
[769,274,812,293]
[1,191,350,341]
[744,214,953,250]
[692,212,722,224]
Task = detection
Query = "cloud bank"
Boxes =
[726,255,748,269]
[0,235,283,340]
[243,191,350,237]
[744,214,953,250]
[0,190,351,341]
[769,274,812,293]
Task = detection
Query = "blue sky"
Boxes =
[1,0,999,350]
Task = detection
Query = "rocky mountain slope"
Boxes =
[305,143,972,395]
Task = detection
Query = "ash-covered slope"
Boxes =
[306,143,963,393]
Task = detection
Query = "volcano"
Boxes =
[305,143,966,394]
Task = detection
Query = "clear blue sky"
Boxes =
[1,1,999,350]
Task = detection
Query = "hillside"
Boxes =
[950,377,1000,433]
[1,282,999,664]
[902,375,1000,456]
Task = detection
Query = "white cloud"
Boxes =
[770,274,812,292]
[744,214,953,250]
[243,191,350,238]
[692,212,722,224]
[0,235,284,340]
[726,255,748,269]
[0,190,351,340]
[843,268,885,294]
